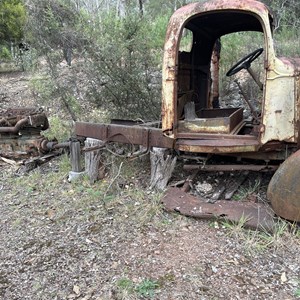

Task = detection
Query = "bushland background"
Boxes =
[0,1,300,299]
[1,0,299,123]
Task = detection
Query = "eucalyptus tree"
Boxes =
[0,0,26,59]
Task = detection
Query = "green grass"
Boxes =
[116,277,160,299]
[232,179,261,201]
[222,216,300,254]
[1,149,300,299]
[116,277,135,295]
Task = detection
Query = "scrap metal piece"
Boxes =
[183,164,278,172]
[181,169,199,193]
[0,107,62,159]
[268,150,300,221]
[162,187,275,231]
[178,108,244,134]
[0,107,49,131]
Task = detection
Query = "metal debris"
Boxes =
[0,107,66,159]
[162,187,275,231]
[183,164,278,172]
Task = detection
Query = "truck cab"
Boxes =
[162,0,300,159]
[75,0,300,221]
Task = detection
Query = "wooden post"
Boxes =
[70,141,82,172]
[150,147,177,191]
[69,140,84,182]
[85,138,105,184]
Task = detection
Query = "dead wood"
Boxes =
[85,138,105,184]
[150,147,177,191]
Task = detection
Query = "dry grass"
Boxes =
[1,154,300,299]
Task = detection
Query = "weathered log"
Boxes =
[85,138,105,184]
[150,147,177,191]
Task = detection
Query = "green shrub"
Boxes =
[136,279,160,298]
[274,27,300,57]
[0,46,11,60]
[43,116,72,142]
[82,12,163,121]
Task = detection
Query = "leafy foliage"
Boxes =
[25,0,171,121]
[21,0,300,121]
[0,0,26,43]
[262,0,300,30]
[25,0,82,62]
[0,0,26,60]
[83,12,164,120]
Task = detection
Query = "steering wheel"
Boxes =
[226,48,263,77]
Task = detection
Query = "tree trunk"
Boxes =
[150,147,177,191]
[85,138,106,184]
[118,0,127,17]
[138,0,144,16]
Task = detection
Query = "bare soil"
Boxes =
[0,70,300,300]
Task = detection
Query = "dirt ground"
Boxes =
[0,70,300,300]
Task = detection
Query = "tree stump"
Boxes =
[85,138,106,184]
[150,147,177,191]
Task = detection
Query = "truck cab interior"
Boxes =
[176,10,268,139]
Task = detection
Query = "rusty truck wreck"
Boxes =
[75,0,300,222]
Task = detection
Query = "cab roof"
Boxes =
[167,0,274,39]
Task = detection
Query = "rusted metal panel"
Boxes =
[210,39,221,108]
[162,0,274,137]
[0,108,49,133]
[178,108,243,134]
[262,57,296,144]
[183,164,278,172]
[176,138,260,153]
[260,56,299,145]
[279,57,300,76]
[176,132,258,140]
[75,122,174,149]
[296,76,300,146]
[267,150,300,222]
[162,187,275,231]
[0,108,61,159]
